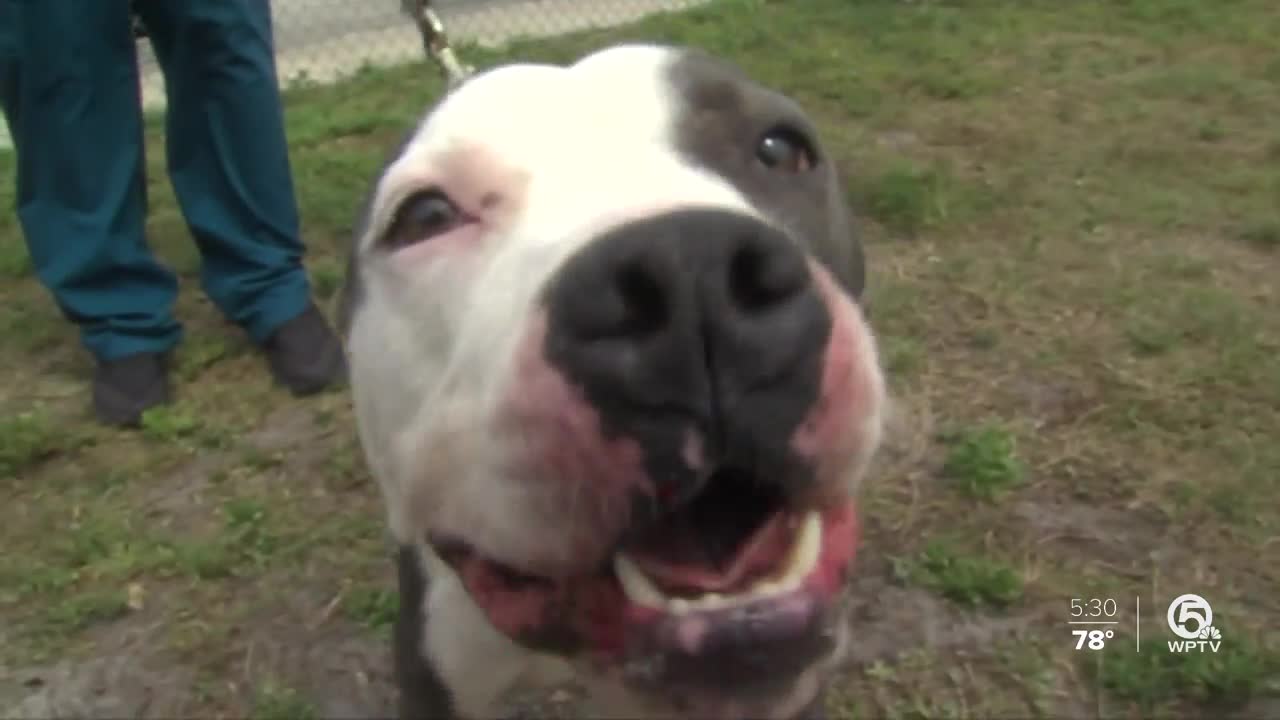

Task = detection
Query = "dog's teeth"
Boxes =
[740,511,822,598]
[687,592,731,611]
[614,553,667,609]
[780,511,823,583]
[749,579,781,597]
[614,511,825,611]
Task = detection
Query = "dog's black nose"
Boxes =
[542,208,830,447]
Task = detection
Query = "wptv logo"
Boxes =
[1165,593,1223,653]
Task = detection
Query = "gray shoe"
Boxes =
[92,352,171,427]
[261,302,348,396]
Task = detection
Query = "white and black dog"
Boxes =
[338,43,888,720]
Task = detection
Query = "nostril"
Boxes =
[728,237,809,314]
[551,241,675,345]
[614,261,668,338]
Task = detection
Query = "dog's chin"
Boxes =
[429,472,860,713]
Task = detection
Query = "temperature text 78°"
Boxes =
[1073,629,1114,650]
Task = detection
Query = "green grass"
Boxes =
[940,425,1025,501]
[1237,219,1280,250]
[2,0,1278,717]
[140,406,205,443]
[856,160,998,239]
[1098,628,1280,713]
[252,681,319,720]
[0,410,67,477]
[859,164,955,237]
[895,541,1025,609]
[343,585,399,634]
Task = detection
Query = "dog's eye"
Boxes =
[756,126,817,173]
[384,189,463,249]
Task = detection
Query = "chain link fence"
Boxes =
[143,0,711,103]
[0,0,708,148]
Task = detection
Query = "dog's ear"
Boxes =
[335,229,368,344]
[394,546,459,720]
[816,163,866,302]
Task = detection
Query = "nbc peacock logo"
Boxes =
[1166,594,1223,653]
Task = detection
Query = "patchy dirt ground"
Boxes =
[2,0,1278,718]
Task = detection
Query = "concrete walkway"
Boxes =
[0,0,705,149]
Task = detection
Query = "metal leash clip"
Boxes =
[400,0,476,89]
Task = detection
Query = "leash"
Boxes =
[400,0,476,89]
[132,1,474,89]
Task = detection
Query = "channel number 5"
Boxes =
[1170,594,1211,637]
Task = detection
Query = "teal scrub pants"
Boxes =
[0,0,312,361]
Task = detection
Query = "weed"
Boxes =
[940,426,1025,500]
[222,497,277,563]
[860,163,950,237]
[0,236,31,278]
[1196,119,1225,142]
[896,542,1024,609]
[176,335,235,381]
[344,585,398,633]
[309,257,345,301]
[140,406,203,443]
[39,588,131,636]
[1096,629,1279,712]
[1237,220,1280,250]
[252,681,319,720]
[0,410,66,477]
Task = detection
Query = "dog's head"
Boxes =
[342,44,886,715]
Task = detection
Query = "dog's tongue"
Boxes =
[624,513,795,594]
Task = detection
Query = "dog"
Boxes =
[338,43,888,720]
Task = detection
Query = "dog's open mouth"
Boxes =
[429,468,858,692]
[615,468,819,608]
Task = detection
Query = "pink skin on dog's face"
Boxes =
[480,267,883,580]
[344,44,886,717]
[425,239,884,698]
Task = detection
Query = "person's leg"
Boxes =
[0,0,20,137]
[135,0,344,395]
[6,0,180,425]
